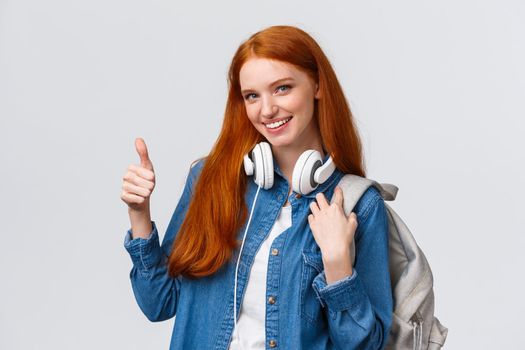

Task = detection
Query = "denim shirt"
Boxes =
[124,157,393,350]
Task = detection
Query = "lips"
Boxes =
[263,116,293,126]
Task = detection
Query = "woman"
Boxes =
[121,25,393,349]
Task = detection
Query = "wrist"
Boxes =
[128,207,153,239]
[128,204,150,218]
[321,248,351,265]
[322,249,353,285]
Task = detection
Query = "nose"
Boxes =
[261,96,278,119]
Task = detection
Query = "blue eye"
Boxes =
[245,93,257,101]
[277,85,291,92]
[244,85,291,101]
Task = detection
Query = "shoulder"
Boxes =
[189,157,207,178]
[352,185,388,242]
[190,156,206,171]
[182,157,207,195]
[354,185,385,224]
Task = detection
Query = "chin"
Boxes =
[264,136,295,148]
[256,124,298,147]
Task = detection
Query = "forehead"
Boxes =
[239,58,304,87]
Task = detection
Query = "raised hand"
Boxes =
[120,138,156,213]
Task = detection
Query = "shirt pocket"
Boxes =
[300,249,324,325]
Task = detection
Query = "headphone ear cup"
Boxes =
[292,150,322,195]
[249,142,274,189]
[258,142,274,189]
[243,154,254,176]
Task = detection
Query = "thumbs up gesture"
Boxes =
[120,138,156,212]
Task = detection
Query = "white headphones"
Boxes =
[243,141,336,195]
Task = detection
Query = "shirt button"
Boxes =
[271,248,279,256]
[268,296,276,304]
[269,340,277,348]
[277,194,283,201]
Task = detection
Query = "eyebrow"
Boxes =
[241,77,295,95]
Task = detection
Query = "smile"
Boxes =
[264,116,293,129]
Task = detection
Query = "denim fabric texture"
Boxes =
[124,156,393,349]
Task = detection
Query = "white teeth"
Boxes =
[265,117,292,129]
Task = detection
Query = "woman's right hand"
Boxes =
[121,138,156,213]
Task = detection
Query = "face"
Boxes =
[239,57,321,150]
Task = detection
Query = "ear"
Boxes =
[314,84,321,99]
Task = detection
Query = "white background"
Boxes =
[1,0,524,349]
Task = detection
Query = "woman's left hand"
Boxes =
[308,186,358,262]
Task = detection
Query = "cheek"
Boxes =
[245,104,260,125]
[285,94,310,114]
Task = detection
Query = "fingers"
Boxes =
[309,201,320,216]
[122,164,155,197]
[315,192,329,210]
[348,212,358,227]
[135,137,154,171]
[122,181,152,198]
[310,189,349,218]
[128,164,155,182]
[307,213,314,225]
[124,165,155,186]
[311,189,341,216]
[120,191,148,209]
[120,191,148,206]
[332,186,344,208]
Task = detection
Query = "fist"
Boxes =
[120,137,156,212]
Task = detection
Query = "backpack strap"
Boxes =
[332,174,399,266]
[336,174,399,210]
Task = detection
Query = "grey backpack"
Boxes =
[336,174,448,350]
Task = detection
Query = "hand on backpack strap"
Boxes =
[307,186,358,284]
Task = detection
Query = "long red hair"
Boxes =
[167,25,366,279]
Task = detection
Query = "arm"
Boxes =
[123,160,202,322]
[312,194,393,349]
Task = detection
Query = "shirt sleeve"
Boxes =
[123,159,202,322]
[312,193,393,350]
[124,221,160,276]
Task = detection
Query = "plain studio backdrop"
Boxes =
[1,0,523,349]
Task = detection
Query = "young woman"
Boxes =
[121,25,393,349]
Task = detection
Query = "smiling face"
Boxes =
[239,57,321,150]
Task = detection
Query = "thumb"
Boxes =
[135,137,154,171]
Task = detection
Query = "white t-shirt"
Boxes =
[229,204,292,350]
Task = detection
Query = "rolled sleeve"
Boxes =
[312,269,370,313]
[124,220,163,275]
